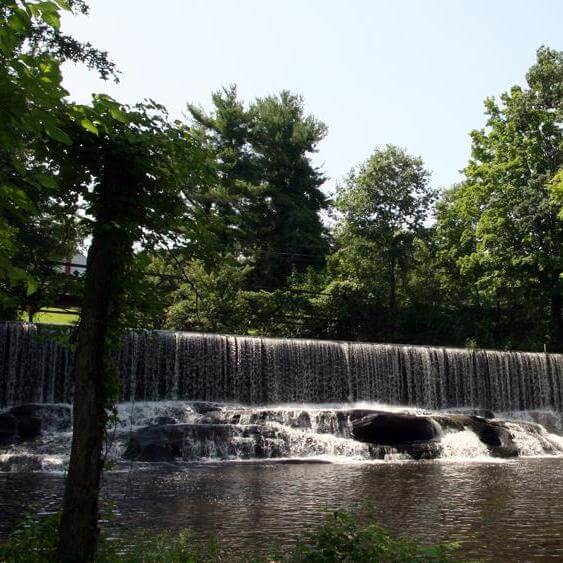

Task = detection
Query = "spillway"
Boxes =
[1,322,561,411]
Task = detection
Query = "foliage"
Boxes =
[434,46,563,350]
[290,511,458,562]
[0,510,457,563]
[1,2,561,355]
[0,0,70,315]
[330,145,436,322]
[0,0,116,320]
[189,86,329,289]
[164,257,251,333]
[334,145,436,311]
[549,169,563,220]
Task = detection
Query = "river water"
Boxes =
[1,458,562,561]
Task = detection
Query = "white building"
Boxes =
[59,254,87,277]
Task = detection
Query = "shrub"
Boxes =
[0,510,458,562]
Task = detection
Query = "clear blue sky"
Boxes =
[61,0,562,195]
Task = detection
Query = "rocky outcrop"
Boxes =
[0,413,18,446]
[352,413,441,445]
[3,400,561,466]
[190,402,224,414]
[0,404,72,446]
[9,403,72,432]
[149,416,178,426]
[442,408,495,419]
[433,414,519,457]
[350,411,529,458]
[503,411,563,435]
[122,423,281,462]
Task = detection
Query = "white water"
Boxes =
[440,430,491,460]
[1,322,562,470]
[2,401,563,472]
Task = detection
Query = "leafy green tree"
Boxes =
[189,87,329,289]
[0,0,116,319]
[334,145,436,314]
[246,91,329,287]
[51,96,212,559]
[164,256,251,333]
[1,0,71,311]
[549,169,563,220]
[436,47,563,350]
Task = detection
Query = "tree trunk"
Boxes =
[389,251,397,313]
[551,274,562,352]
[58,157,135,561]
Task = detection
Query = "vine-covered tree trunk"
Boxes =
[551,275,562,352]
[58,157,135,561]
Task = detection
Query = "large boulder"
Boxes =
[123,423,240,462]
[352,413,441,446]
[9,404,72,432]
[122,425,179,462]
[123,422,283,462]
[14,414,42,441]
[0,413,18,446]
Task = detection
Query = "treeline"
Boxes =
[2,5,562,352]
[96,51,563,352]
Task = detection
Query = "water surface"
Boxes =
[1,458,562,561]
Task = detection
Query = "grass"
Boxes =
[18,308,80,325]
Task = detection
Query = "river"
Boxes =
[1,458,562,561]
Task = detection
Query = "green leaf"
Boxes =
[80,118,99,135]
[54,0,71,10]
[109,106,127,123]
[8,10,30,32]
[42,11,61,29]
[26,277,39,296]
[45,125,72,145]
[35,173,59,189]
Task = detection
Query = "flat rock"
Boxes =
[149,416,177,426]
[189,402,224,414]
[443,408,495,419]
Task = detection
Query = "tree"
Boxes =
[164,256,250,333]
[189,87,329,289]
[50,97,211,559]
[549,169,563,220]
[436,47,563,350]
[334,145,436,314]
[0,0,116,320]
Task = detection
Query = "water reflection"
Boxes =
[1,459,562,561]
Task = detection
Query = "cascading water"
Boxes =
[1,322,562,411]
[1,401,562,472]
[1,322,563,470]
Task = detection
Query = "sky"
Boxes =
[61,0,563,196]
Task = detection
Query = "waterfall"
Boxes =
[0,322,562,411]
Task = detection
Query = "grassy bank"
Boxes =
[18,309,80,325]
